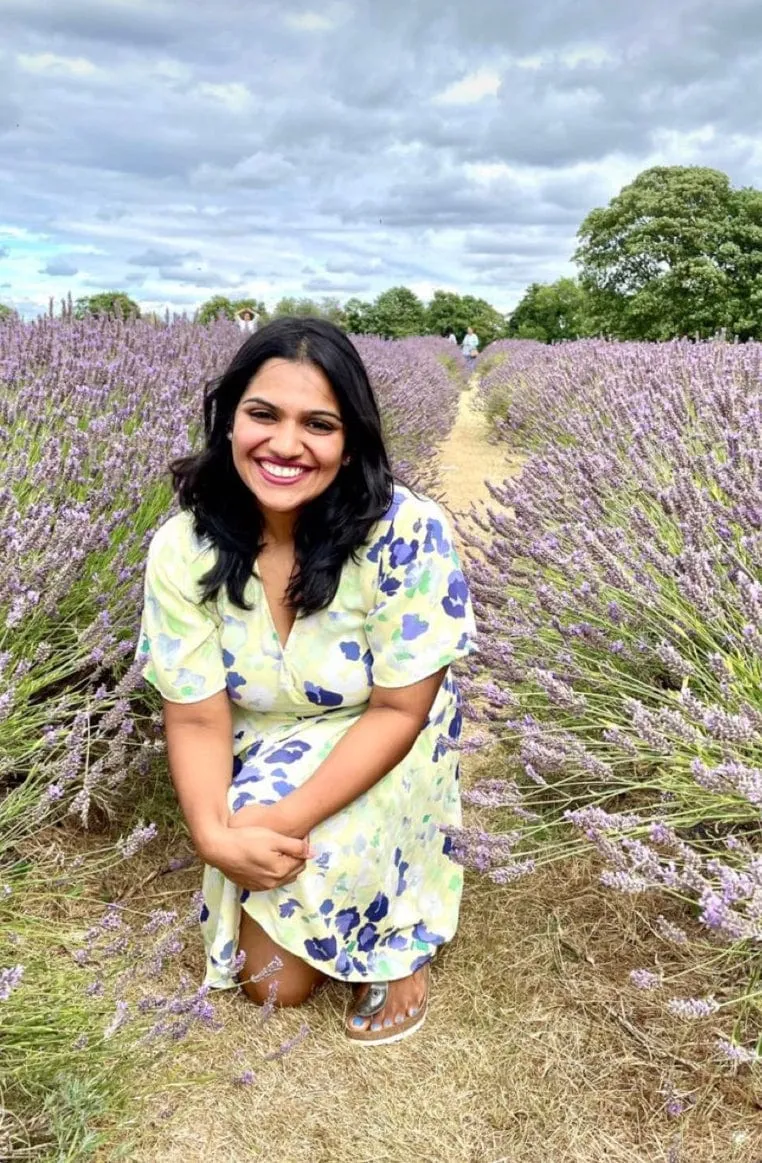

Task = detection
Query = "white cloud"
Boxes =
[284,11,336,32]
[18,52,99,77]
[433,68,501,105]
[197,82,253,113]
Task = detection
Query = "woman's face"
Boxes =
[230,358,346,520]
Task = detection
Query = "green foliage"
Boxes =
[74,291,141,320]
[372,285,426,338]
[271,295,347,326]
[424,290,471,339]
[575,165,762,340]
[506,278,593,342]
[344,296,379,335]
[0,302,15,321]
[459,295,509,345]
[197,296,267,324]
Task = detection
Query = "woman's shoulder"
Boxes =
[380,484,447,525]
[362,484,454,567]
[146,510,216,577]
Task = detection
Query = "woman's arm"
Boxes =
[232,668,447,838]
[163,692,310,888]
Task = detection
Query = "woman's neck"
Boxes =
[261,507,297,549]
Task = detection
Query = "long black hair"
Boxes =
[171,316,395,615]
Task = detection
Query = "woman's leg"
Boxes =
[237,909,326,1007]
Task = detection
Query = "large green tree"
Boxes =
[575,166,762,340]
[74,291,141,320]
[271,296,347,326]
[424,290,471,339]
[343,297,379,334]
[197,296,267,324]
[372,286,426,338]
[506,278,593,342]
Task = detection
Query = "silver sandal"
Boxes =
[345,965,429,1046]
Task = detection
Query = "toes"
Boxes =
[350,1015,369,1030]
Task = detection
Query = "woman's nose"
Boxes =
[268,422,303,459]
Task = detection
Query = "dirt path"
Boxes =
[438,380,522,519]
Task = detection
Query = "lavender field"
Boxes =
[467,340,762,1062]
[2,319,761,1161]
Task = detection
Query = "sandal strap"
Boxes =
[353,982,388,1018]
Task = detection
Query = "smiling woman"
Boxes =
[136,317,477,1045]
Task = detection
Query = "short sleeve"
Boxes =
[365,492,477,688]
[136,516,227,704]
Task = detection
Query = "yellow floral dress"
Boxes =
[137,486,477,987]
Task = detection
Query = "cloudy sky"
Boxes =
[2,0,762,317]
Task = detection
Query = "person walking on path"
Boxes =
[461,326,479,369]
[137,317,477,1046]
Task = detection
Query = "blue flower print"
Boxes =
[456,631,470,651]
[335,948,352,976]
[335,907,360,937]
[364,892,389,923]
[266,739,311,764]
[319,899,334,916]
[304,683,344,707]
[395,858,409,896]
[279,898,301,918]
[442,834,454,858]
[380,575,401,596]
[226,670,246,701]
[424,518,450,555]
[340,641,361,660]
[305,935,337,962]
[386,932,408,950]
[272,779,296,797]
[231,790,254,812]
[442,571,469,619]
[240,889,250,903]
[222,648,235,667]
[411,954,433,972]
[448,706,463,739]
[401,613,429,641]
[199,900,210,923]
[412,922,445,946]
[357,923,379,952]
[390,537,418,568]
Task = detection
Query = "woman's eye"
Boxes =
[248,410,274,421]
[308,420,336,432]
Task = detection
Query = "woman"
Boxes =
[137,317,476,1045]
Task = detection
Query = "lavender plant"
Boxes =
[463,338,762,1063]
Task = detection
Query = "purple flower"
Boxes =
[0,964,24,1000]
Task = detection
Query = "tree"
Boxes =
[0,303,15,322]
[575,166,762,340]
[459,295,509,346]
[74,291,141,320]
[424,290,471,340]
[198,296,235,323]
[506,279,593,342]
[372,286,425,338]
[271,296,347,326]
[344,297,379,335]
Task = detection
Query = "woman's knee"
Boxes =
[240,974,314,1007]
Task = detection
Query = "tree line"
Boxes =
[5,165,761,343]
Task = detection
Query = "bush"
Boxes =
[461,339,762,1062]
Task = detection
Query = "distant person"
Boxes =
[461,326,479,368]
[447,331,458,344]
[236,308,258,335]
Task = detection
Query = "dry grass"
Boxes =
[46,387,762,1162]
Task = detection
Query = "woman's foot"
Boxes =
[345,964,430,1042]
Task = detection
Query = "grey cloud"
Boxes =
[0,246,9,259]
[40,257,79,276]
[128,248,201,267]
[303,277,371,294]
[3,0,762,317]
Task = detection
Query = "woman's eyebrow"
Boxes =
[241,395,342,421]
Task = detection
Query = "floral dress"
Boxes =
[137,486,477,988]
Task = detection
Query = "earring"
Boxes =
[342,455,351,465]
[226,430,233,440]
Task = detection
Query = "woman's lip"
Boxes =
[254,459,313,486]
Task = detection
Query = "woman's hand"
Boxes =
[201,824,310,892]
